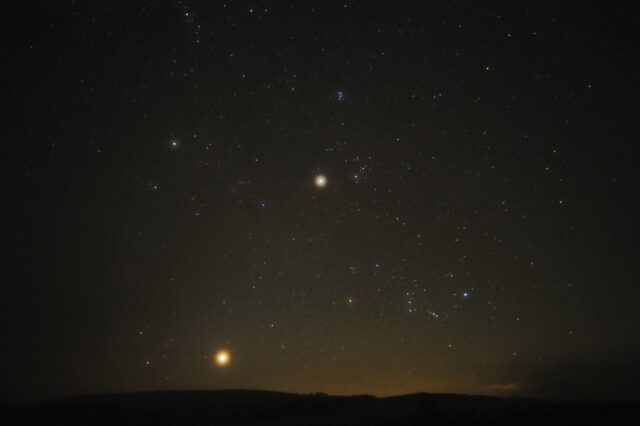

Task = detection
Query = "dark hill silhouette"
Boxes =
[2,389,639,425]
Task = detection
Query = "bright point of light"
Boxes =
[315,174,327,188]
[214,349,231,367]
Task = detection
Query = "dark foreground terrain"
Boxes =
[2,390,639,425]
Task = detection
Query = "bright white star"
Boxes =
[315,174,327,188]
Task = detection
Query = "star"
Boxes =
[314,174,327,188]
[214,349,231,367]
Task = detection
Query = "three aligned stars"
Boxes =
[167,139,328,191]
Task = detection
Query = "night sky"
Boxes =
[4,1,640,402]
